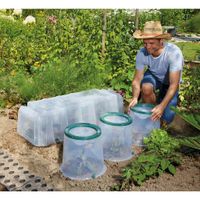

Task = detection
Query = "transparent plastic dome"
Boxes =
[60,123,106,180]
[99,112,133,162]
[130,103,160,146]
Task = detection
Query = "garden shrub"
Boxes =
[113,129,181,190]
[179,65,200,113]
[0,58,107,105]
[185,13,200,33]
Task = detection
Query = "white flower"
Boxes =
[0,15,15,21]
[12,9,22,16]
[0,9,7,14]
[23,15,36,25]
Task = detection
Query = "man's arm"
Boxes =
[151,70,181,121]
[128,69,144,108]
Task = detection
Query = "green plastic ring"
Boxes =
[130,103,155,115]
[64,123,101,140]
[100,112,132,126]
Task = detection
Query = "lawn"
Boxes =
[175,42,200,61]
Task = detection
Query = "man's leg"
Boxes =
[158,86,179,124]
[140,70,160,104]
[141,83,156,104]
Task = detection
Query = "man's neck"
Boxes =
[151,46,164,57]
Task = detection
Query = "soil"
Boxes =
[0,105,200,191]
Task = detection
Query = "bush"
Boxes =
[185,13,200,33]
[179,65,200,113]
[0,58,107,105]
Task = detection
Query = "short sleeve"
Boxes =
[136,48,146,70]
[168,46,184,72]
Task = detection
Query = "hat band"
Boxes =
[142,33,163,37]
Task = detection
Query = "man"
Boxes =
[129,21,184,124]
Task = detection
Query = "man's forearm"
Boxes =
[132,82,141,99]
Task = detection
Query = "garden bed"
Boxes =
[0,106,199,191]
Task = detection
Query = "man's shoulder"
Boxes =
[138,47,149,56]
[165,42,182,53]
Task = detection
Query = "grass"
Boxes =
[174,42,200,61]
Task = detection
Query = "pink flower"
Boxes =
[116,90,125,97]
[47,16,57,25]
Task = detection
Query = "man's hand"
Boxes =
[151,104,165,121]
[128,98,138,113]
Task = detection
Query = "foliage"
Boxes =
[104,10,141,99]
[138,9,200,33]
[0,9,142,105]
[171,107,200,150]
[178,136,200,150]
[138,9,161,30]
[118,129,181,189]
[159,9,185,31]
[171,107,200,131]
[185,13,200,33]
[0,58,106,105]
[0,9,199,106]
[179,66,200,113]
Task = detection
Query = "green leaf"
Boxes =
[161,159,170,171]
[146,165,157,176]
[171,107,200,131]
[168,164,176,175]
[158,169,164,176]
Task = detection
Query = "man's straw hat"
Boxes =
[133,21,172,40]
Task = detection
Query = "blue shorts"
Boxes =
[141,70,179,124]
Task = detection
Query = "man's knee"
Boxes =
[141,83,154,96]
[162,110,175,124]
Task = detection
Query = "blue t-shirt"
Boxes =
[136,43,184,84]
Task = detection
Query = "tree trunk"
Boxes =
[135,9,139,30]
[102,10,107,59]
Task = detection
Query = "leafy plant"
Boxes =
[171,106,200,150]
[179,65,200,113]
[178,136,200,150]
[118,129,181,189]
[171,107,200,131]
[185,13,200,33]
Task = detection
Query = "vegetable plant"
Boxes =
[171,107,200,150]
[116,129,181,190]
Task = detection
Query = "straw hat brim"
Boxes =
[133,30,172,40]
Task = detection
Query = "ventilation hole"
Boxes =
[8,159,13,162]
[31,189,38,191]
[29,175,35,178]
[9,171,14,174]
[16,190,22,191]
[14,175,20,179]
[19,179,26,183]
[4,167,9,170]
[0,163,4,166]
[0,175,5,179]
[4,179,10,183]
[25,184,32,188]
[3,155,8,159]
[23,170,29,174]
[35,179,41,183]
[41,183,47,187]
[0,152,4,155]
[55,138,60,143]
[18,167,23,170]
[48,189,54,191]
[9,184,16,189]
[13,163,18,166]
